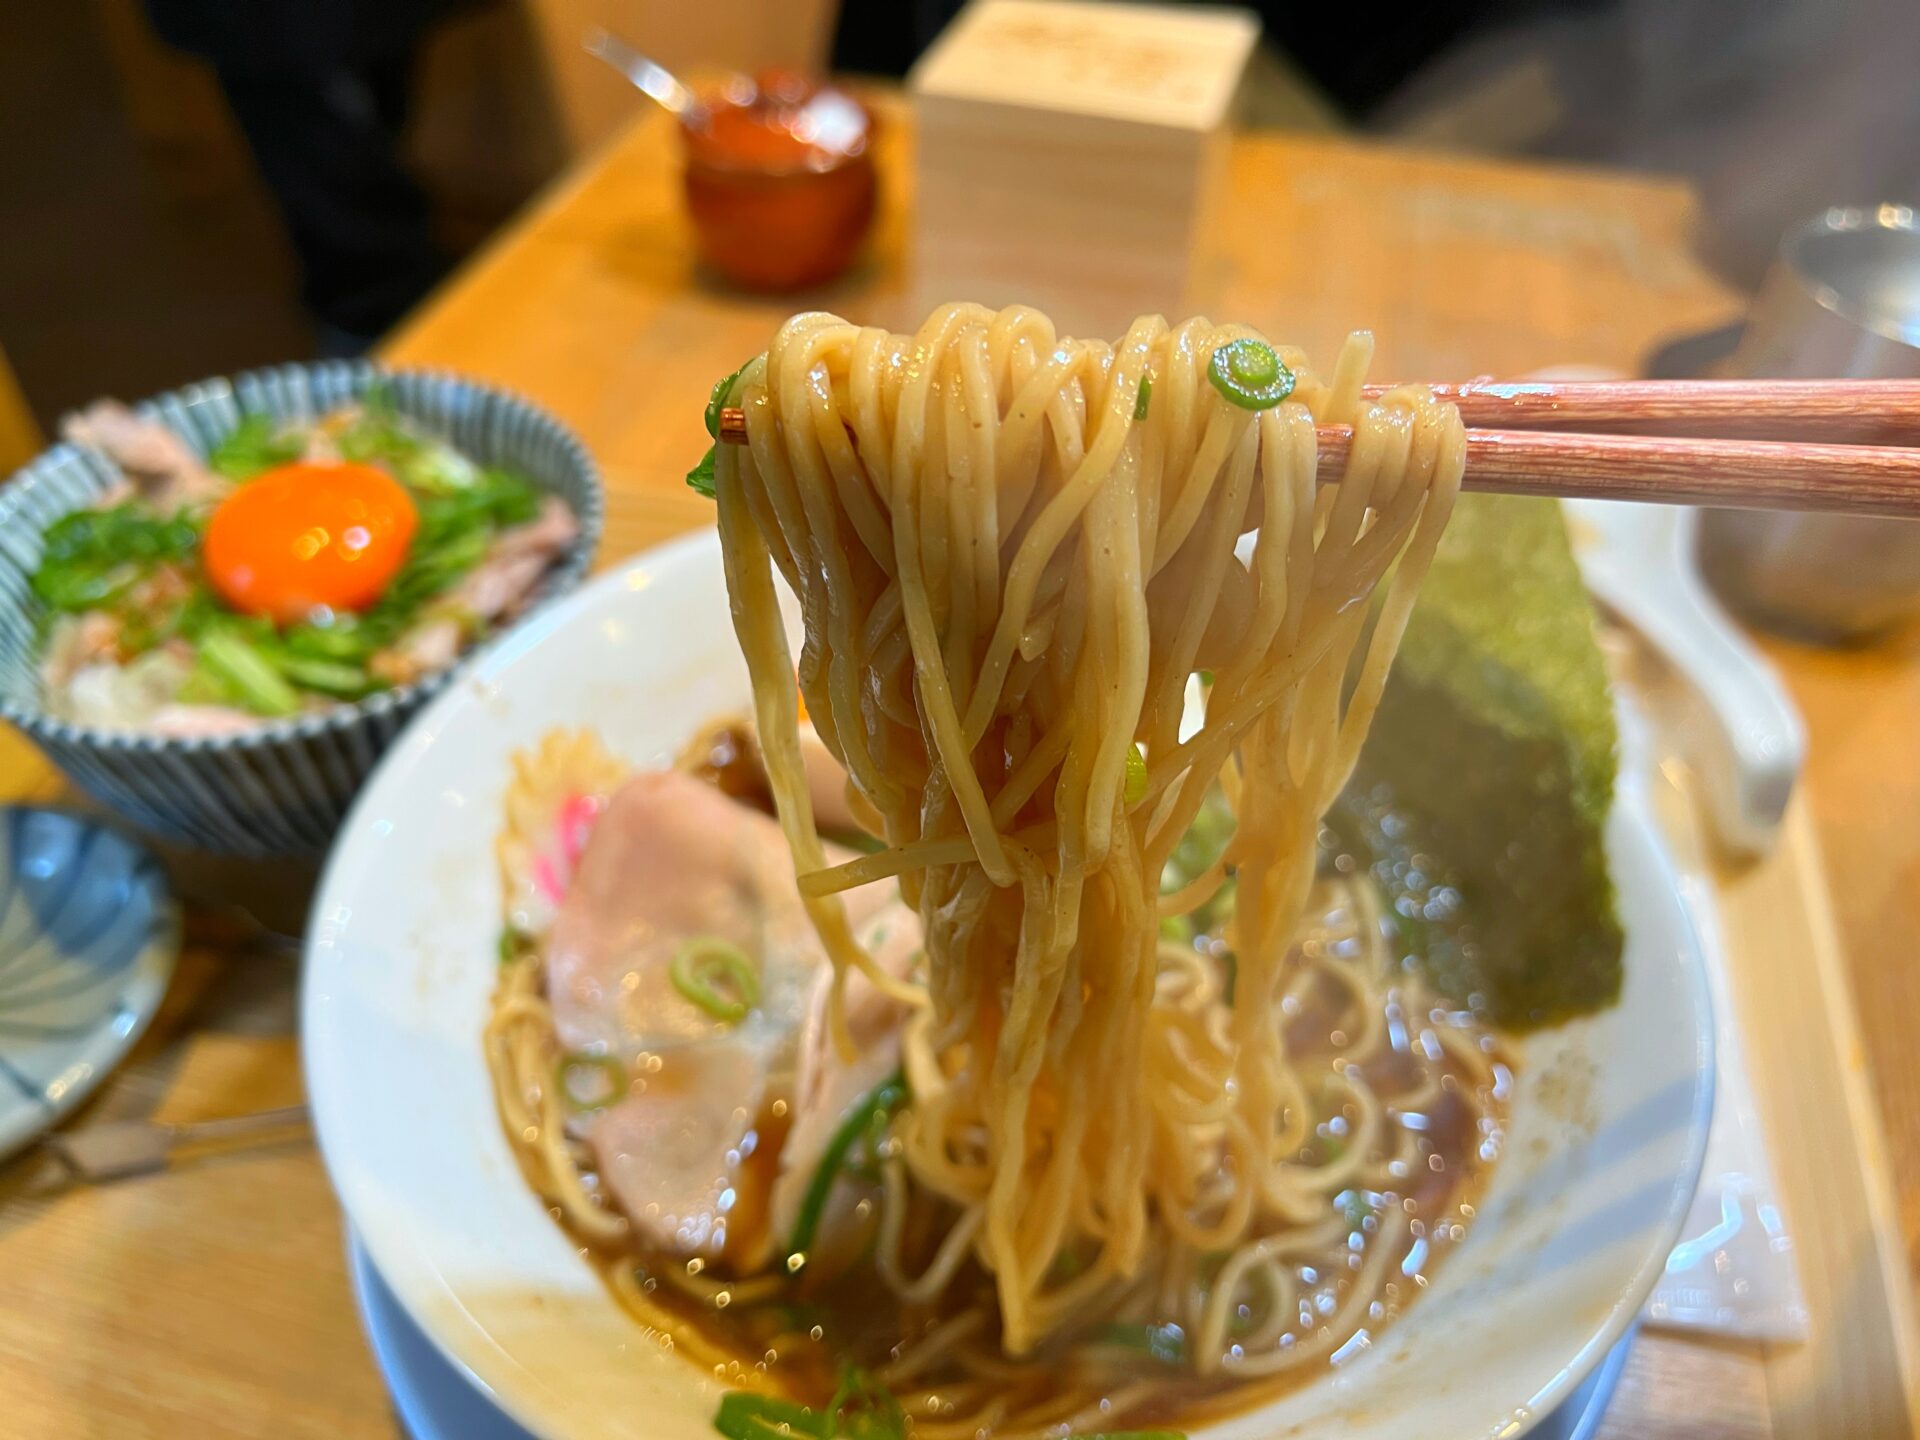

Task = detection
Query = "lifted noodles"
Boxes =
[712,303,1468,1356]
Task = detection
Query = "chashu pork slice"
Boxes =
[544,767,916,1271]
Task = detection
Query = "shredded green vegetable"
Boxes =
[197,628,300,717]
[338,383,480,494]
[712,1378,1179,1440]
[713,1367,906,1440]
[705,362,752,440]
[669,937,760,1022]
[689,359,755,497]
[712,1371,1178,1440]
[30,504,201,612]
[1207,338,1295,411]
[822,1368,904,1440]
[1134,374,1153,421]
[786,1071,907,1265]
[1090,1322,1188,1365]
[273,654,375,698]
[713,1392,830,1439]
[686,447,718,498]
[1340,1188,1377,1230]
[209,414,302,480]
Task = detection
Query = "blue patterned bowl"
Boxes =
[0,364,603,856]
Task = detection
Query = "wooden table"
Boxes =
[2,102,1916,1439]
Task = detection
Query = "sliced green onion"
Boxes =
[1133,373,1153,421]
[283,619,375,663]
[1159,913,1193,943]
[275,655,375,698]
[1340,1187,1378,1230]
[554,1051,627,1113]
[787,1071,907,1264]
[670,937,760,1022]
[826,1366,905,1438]
[712,1391,830,1440]
[1207,338,1295,411]
[1220,950,1238,1007]
[1124,743,1148,806]
[1088,1321,1187,1366]
[198,629,300,717]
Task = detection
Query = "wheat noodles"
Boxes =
[715,305,1465,1350]
[488,307,1508,1436]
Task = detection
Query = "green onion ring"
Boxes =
[670,936,760,1023]
[554,1051,627,1114]
[1207,338,1295,411]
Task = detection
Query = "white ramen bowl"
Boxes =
[304,529,1715,1440]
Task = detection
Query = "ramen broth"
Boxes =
[545,787,1512,1431]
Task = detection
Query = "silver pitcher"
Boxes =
[1696,204,1920,640]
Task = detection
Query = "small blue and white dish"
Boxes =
[0,363,603,857]
[0,806,178,1162]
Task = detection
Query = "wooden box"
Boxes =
[909,0,1259,339]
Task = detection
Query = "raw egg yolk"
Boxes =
[204,461,417,624]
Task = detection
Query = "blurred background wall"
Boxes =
[0,0,1915,433]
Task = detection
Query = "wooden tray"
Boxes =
[1590,638,1920,1440]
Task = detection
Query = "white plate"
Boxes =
[304,530,1715,1440]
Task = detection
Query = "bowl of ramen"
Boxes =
[0,363,601,855]
[305,308,1713,1440]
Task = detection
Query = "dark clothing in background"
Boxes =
[213,55,441,346]
[142,0,477,350]
[144,0,469,71]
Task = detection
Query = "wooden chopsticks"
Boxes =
[1323,426,1920,517]
[713,378,1920,518]
[1368,378,1920,445]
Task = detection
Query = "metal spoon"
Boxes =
[42,1105,311,1184]
[582,27,698,120]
